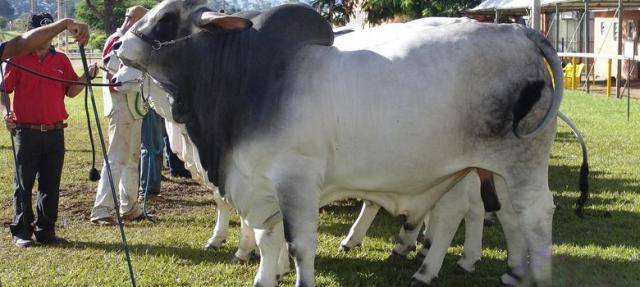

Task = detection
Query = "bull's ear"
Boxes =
[195,11,252,33]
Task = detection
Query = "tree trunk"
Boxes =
[103,0,116,34]
[85,0,117,34]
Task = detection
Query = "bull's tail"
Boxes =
[513,27,564,139]
[558,111,590,218]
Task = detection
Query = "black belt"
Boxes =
[15,122,67,132]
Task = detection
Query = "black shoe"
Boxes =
[12,236,34,248]
[35,235,68,245]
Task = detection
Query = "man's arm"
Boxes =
[1,18,89,60]
[66,63,98,98]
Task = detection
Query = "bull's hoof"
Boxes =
[204,238,226,249]
[422,239,432,250]
[339,243,360,253]
[387,250,407,261]
[454,264,473,275]
[409,277,430,287]
[415,252,425,262]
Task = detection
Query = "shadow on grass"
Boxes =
[313,251,639,287]
[554,131,579,143]
[56,240,244,265]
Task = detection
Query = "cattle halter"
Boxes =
[131,28,200,51]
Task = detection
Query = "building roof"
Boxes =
[469,0,640,14]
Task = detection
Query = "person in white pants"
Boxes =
[90,6,148,224]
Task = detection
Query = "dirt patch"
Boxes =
[0,172,217,226]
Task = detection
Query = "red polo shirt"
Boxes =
[2,50,79,124]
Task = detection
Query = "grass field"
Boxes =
[0,90,638,286]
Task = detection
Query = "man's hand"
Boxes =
[3,113,15,130]
[65,19,90,46]
[88,62,99,80]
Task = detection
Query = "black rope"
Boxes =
[0,62,31,244]
[138,80,155,223]
[2,59,122,87]
[79,46,137,287]
[84,85,100,182]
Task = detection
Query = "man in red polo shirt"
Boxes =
[1,13,97,248]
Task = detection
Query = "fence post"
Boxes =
[572,56,577,89]
[607,58,612,97]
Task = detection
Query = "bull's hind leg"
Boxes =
[494,176,528,286]
[340,200,381,251]
[457,189,485,273]
[505,171,555,286]
[410,173,477,286]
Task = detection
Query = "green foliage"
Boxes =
[0,16,8,29]
[76,0,158,33]
[311,0,349,26]
[363,0,482,25]
[88,32,108,50]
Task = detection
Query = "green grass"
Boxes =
[0,90,639,286]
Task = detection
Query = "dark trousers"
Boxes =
[9,128,65,240]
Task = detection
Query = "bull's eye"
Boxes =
[158,12,177,24]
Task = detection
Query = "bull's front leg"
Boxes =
[391,220,423,257]
[236,219,258,261]
[254,223,285,287]
[340,200,381,251]
[204,194,231,249]
[274,169,322,287]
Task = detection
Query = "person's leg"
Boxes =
[9,129,39,242]
[119,118,143,218]
[34,130,65,242]
[90,118,128,222]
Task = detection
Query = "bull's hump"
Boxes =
[252,4,333,47]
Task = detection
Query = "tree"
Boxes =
[361,0,481,25]
[311,0,351,26]
[0,0,15,19]
[77,0,156,34]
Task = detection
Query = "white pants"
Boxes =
[90,112,143,220]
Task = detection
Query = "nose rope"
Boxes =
[1,59,126,87]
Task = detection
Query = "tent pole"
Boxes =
[617,0,623,98]
[556,4,560,51]
[585,0,590,93]
[532,0,541,30]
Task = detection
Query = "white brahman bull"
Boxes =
[114,2,563,286]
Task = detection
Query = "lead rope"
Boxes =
[139,79,156,223]
[0,62,31,245]
[84,81,100,182]
[79,45,137,287]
